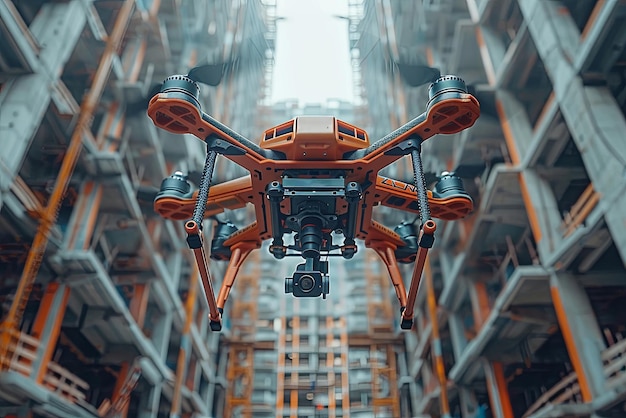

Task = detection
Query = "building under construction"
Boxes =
[1,0,626,417]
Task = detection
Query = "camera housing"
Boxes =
[285,262,329,298]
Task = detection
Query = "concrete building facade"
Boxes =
[355,0,626,417]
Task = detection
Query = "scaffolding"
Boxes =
[0,0,271,416]
[275,305,351,418]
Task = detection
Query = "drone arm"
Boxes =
[148,93,280,177]
[154,175,253,221]
[347,92,479,171]
[201,112,281,162]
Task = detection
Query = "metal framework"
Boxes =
[0,0,271,416]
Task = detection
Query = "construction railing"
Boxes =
[561,183,600,238]
[1,329,90,404]
[43,361,90,403]
[603,337,626,388]
[523,337,626,416]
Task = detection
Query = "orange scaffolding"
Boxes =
[224,249,260,417]
[0,0,137,369]
[366,252,400,417]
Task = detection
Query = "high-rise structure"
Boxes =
[355,0,626,417]
[0,1,271,416]
[3,1,626,417]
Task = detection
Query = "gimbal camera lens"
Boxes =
[298,274,315,292]
[285,266,329,298]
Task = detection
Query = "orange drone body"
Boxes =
[147,74,480,331]
[260,116,369,160]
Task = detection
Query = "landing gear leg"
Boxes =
[185,147,223,331]
[400,145,436,329]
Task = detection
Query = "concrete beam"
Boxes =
[56,249,175,382]
[449,266,550,383]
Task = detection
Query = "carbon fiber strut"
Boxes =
[411,148,431,225]
[192,148,217,226]
[186,145,222,330]
[401,142,437,329]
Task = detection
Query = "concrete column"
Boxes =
[518,169,564,260]
[469,281,490,331]
[152,310,173,362]
[64,181,103,251]
[496,90,534,164]
[29,282,71,383]
[458,386,479,418]
[550,271,606,401]
[483,360,514,418]
[447,312,468,360]
[137,383,162,418]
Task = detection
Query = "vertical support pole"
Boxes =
[111,361,130,418]
[326,316,336,417]
[469,281,490,331]
[129,284,149,329]
[290,315,300,418]
[483,360,514,418]
[275,314,286,418]
[424,260,450,417]
[550,272,606,401]
[171,267,198,417]
[137,383,162,418]
[30,282,71,384]
[339,317,351,417]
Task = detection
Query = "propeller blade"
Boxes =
[424,172,440,186]
[137,185,160,202]
[453,163,487,179]
[187,63,226,86]
[424,163,486,186]
[396,64,441,87]
[467,84,497,119]
[126,82,163,116]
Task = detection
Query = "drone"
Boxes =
[147,68,479,331]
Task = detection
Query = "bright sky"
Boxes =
[271,0,354,105]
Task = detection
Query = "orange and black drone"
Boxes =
[147,70,479,331]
